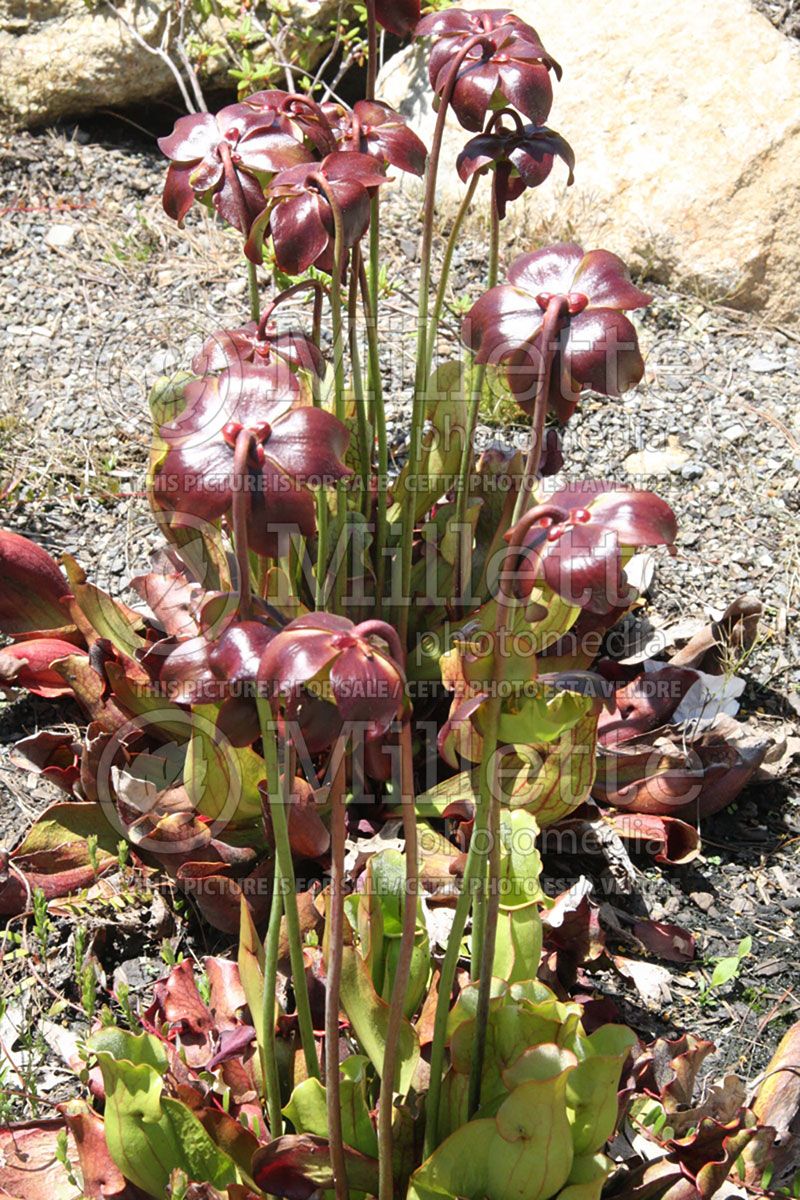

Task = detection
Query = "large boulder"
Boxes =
[0,0,335,128]
[378,0,800,319]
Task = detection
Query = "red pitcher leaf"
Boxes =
[58,1100,138,1200]
[203,957,248,1028]
[671,595,763,676]
[9,730,80,794]
[540,878,606,985]
[176,859,271,934]
[0,637,89,698]
[153,958,215,1040]
[595,722,769,820]
[598,666,700,746]
[601,811,700,866]
[0,529,73,637]
[259,777,331,862]
[0,1119,82,1200]
[129,570,203,639]
[632,920,696,964]
[252,1135,380,1200]
[746,1020,800,1184]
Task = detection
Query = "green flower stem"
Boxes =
[349,622,416,1200]
[349,245,372,516]
[247,260,260,322]
[312,173,348,612]
[510,295,570,525]
[325,745,349,1200]
[359,260,388,619]
[399,33,495,645]
[452,180,501,598]
[422,828,483,1157]
[261,852,284,1137]
[466,498,570,1119]
[424,174,480,384]
[378,716,419,1200]
[369,194,381,346]
[256,697,320,1082]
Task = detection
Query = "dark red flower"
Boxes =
[158,105,311,230]
[465,243,653,421]
[511,482,678,615]
[247,151,388,273]
[323,100,427,175]
[376,0,420,36]
[192,321,325,380]
[242,90,338,156]
[154,363,351,557]
[415,7,561,133]
[457,118,573,218]
[258,613,405,741]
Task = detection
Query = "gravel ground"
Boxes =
[1,114,799,1108]
[754,0,800,37]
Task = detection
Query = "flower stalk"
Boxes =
[324,741,349,1200]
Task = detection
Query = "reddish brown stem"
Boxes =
[512,295,571,524]
[325,744,349,1200]
[231,428,255,621]
[257,280,327,340]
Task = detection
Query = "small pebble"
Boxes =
[690,891,715,912]
[748,353,783,373]
[44,223,76,249]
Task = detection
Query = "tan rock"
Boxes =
[0,0,335,127]
[377,0,800,319]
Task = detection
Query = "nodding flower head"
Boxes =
[323,100,427,176]
[192,321,325,381]
[158,104,311,231]
[246,151,389,274]
[376,0,420,35]
[509,482,678,615]
[258,613,406,742]
[154,362,351,558]
[464,243,653,422]
[457,116,574,218]
[415,7,561,132]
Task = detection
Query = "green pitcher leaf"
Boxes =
[62,555,146,657]
[489,1072,575,1200]
[184,703,264,823]
[340,945,420,1093]
[409,1120,495,1200]
[238,897,268,1070]
[284,1058,378,1157]
[88,1028,238,1197]
[566,1026,637,1155]
[388,363,467,523]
